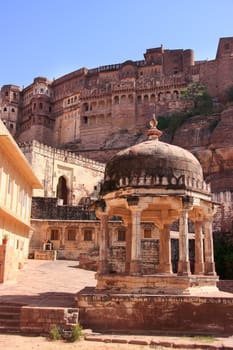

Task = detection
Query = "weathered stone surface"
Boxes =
[173,106,233,193]
[76,291,233,336]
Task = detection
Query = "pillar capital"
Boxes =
[182,195,194,210]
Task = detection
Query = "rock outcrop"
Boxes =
[173,105,233,193]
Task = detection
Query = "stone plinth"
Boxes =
[95,273,219,295]
[34,250,57,260]
[76,289,233,336]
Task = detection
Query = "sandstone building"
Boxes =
[0,120,42,282]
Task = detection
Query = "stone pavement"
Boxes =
[0,259,96,307]
[0,259,233,349]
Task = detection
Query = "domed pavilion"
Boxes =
[75,119,233,336]
[95,117,218,294]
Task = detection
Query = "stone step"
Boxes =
[0,303,22,332]
[0,312,20,320]
[0,326,21,334]
[0,316,20,327]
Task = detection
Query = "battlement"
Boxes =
[19,140,105,173]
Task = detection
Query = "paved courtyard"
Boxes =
[0,259,233,349]
[0,259,96,307]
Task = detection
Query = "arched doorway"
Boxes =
[56,176,68,205]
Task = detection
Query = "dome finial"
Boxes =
[145,114,163,140]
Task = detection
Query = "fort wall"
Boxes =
[20,141,105,204]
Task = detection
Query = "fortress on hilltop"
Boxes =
[1,37,233,157]
[0,37,233,238]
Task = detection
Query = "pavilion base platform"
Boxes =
[75,274,233,336]
[95,273,219,295]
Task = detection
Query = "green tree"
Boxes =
[181,83,213,115]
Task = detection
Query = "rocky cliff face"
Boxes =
[172,105,233,193]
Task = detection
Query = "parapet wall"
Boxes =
[20,140,105,172]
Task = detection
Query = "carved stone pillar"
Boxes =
[159,223,172,274]
[194,221,204,275]
[98,213,109,274]
[203,216,216,276]
[130,209,142,275]
[178,209,191,275]
[125,223,132,274]
[60,228,65,249]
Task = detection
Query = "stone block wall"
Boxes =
[20,307,79,334]
[77,292,233,336]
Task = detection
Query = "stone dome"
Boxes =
[102,121,205,195]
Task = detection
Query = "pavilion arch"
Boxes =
[56,175,70,205]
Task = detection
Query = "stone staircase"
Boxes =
[0,303,23,333]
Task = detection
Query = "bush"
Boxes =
[158,111,193,141]
[49,325,62,340]
[67,324,83,342]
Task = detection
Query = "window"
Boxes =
[84,230,92,241]
[39,103,43,109]
[5,91,8,96]
[7,176,12,195]
[67,229,76,241]
[113,96,119,104]
[144,229,152,239]
[83,103,88,111]
[50,229,59,240]
[3,107,7,112]
[11,108,15,112]
[118,229,125,241]
[83,116,88,124]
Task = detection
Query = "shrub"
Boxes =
[49,325,62,340]
[67,323,83,342]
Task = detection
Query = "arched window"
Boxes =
[56,176,68,205]
[121,95,126,103]
[114,96,119,104]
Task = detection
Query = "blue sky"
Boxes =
[1,0,232,88]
